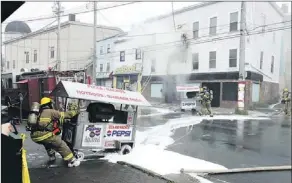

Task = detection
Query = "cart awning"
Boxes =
[14,79,28,84]
[50,81,151,107]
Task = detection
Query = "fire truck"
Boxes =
[2,69,90,118]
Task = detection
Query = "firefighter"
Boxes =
[281,88,291,116]
[29,97,81,167]
[200,86,213,117]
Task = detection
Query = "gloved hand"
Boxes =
[68,103,79,111]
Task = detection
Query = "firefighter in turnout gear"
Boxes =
[29,97,81,167]
[199,86,213,117]
[281,88,291,116]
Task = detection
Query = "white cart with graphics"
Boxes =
[176,85,201,115]
[50,81,151,160]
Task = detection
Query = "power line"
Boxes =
[3,19,290,42]
[95,25,291,60]
[2,2,140,24]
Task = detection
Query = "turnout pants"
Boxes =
[284,101,291,115]
[37,135,74,161]
[201,101,213,115]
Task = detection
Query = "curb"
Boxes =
[117,161,176,183]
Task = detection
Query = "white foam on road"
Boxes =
[104,115,270,182]
[138,107,174,118]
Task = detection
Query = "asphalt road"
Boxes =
[168,114,291,183]
[14,107,291,183]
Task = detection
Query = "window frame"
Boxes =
[192,53,199,70]
[209,51,216,69]
[229,12,238,32]
[100,64,103,72]
[50,47,54,59]
[34,50,37,62]
[260,51,264,69]
[25,51,29,63]
[151,59,156,72]
[209,17,217,35]
[229,49,237,68]
[193,21,199,39]
[107,44,111,53]
[120,51,125,62]
[106,63,110,72]
[135,49,142,60]
[271,56,274,73]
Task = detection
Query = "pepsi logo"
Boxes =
[107,130,112,136]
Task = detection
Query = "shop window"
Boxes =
[222,82,238,101]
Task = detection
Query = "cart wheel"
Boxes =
[119,144,132,155]
[75,151,85,161]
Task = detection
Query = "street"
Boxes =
[23,107,291,183]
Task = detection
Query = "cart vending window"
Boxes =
[176,85,201,112]
[50,81,151,158]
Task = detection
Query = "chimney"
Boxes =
[281,4,288,14]
[69,14,76,21]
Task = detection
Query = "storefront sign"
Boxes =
[115,64,141,74]
[96,72,111,79]
[81,124,103,147]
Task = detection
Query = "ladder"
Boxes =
[141,72,152,93]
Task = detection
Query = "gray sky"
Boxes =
[2,1,291,34]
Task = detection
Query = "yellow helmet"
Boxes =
[284,88,288,92]
[40,97,51,106]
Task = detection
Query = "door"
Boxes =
[252,83,260,102]
[151,83,163,98]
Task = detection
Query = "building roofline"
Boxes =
[3,21,123,45]
[143,2,285,23]
[96,32,128,43]
[143,2,219,23]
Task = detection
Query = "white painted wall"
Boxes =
[3,22,122,77]
[95,2,285,85]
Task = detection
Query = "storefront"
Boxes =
[96,72,113,88]
[112,63,142,92]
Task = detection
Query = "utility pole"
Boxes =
[92,1,97,85]
[237,1,247,113]
[53,2,63,71]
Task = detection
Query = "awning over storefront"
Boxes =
[14,79,28,84]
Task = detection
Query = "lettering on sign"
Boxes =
[106,124,133,140]
[182,102,196,106]
[76,90,143,102]
[81,125,102,147]
[115,65,137,74]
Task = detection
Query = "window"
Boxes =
[135,49,142,60]
[13,60,15,69]
[120,51,125,62]
[107,44,111,53]
[193,21,199,39]
[230,12,238,32]
[229,49,237,67]
[209,51,216,68]
[209,17,217,35]
[261,14,266,33]
[34,50,37,62]
[100,64,103,72]
[271,56,274,73]
[151,59,156,72]
[106,63,110,72]
[260,51,264,69]
[273,32,276,43]
[192,53,199,70]
[25,51,29,63]
[222,82,238,101]
[6,61,9,69]
[50,47,54,58]
[100,46,104,55]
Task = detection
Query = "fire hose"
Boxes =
[180,165,292,176]
[20,134,31,183]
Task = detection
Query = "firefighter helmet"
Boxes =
[40,97,51,106]
[284,88,288,92]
